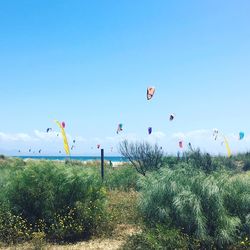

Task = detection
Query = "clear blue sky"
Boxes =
[0,0,250,155]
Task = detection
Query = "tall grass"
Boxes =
[138,164,249,248]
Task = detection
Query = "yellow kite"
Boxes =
[223,135,231,157]
[55,120,70,155]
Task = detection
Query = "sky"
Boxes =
[0,0,250,156]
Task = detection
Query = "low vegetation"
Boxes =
[0,146,249,249]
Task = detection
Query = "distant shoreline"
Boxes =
[12,155,128,163]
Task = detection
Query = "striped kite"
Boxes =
[147,87,155,100]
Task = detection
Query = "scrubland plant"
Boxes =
[138,165,249,248]
[119,140,164,176]
[0,161,110,243]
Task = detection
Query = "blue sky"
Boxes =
[0,0,250,156]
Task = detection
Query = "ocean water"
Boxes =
[16,156,127,162]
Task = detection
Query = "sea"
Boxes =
[16,156,127,162]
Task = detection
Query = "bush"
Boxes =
[183,150,217,173]
[0,205,31,244]
[243,160,250,171]
[104,166,138,191]
[119,140,164,176]
[138,165,248,248]
[122,225,191,250]
[1,161,110,243]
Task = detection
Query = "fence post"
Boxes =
[101,149,104,181]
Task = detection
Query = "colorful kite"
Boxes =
[97,144,101,149]
[55,120,70,155]
[117,123,123,134]
[239,132,245,140]
[179,141,183,149]
[148,127,152,135]
[147,87,155,100]
[223,136,231,157]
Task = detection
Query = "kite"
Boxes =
[62,122,66,128]
[73,140,76,143]
[117,123,123,134]
[59,150,61,154]
[223,136,231,157]
[239,132,244,140]
[213,129,219,140]
[169,113,175,121]
[39,149,42,154]
[179,141,183,149]
[46,128,52,133]
[97,144,101,149]
[111,147,113,152]
[29,149,31,152]
[71,145,75,150]
[148,127,152,135]
[147,87,155,100]
[55,120,70,155]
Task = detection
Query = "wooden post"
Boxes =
[101,149,104,181]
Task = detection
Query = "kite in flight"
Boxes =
[46,128,52,133]
[239,132,245,140]
[147,87,155,100]
[148,127,152,135]
[97,144,101,149]
[213,129,219,140]
[39,149,42,154]
[223,136,231,157]
[116,123,123,134]
[179,141,183,149]
[117,123,123,134]
[169,113,175,121]
[55,120,70,155]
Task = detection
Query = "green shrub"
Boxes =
[138,165,247,248]
[104,166,138,191]
[122,225,191,250]
[0,205,31,244]
[243,160,250,171]
[1,161,110,243]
